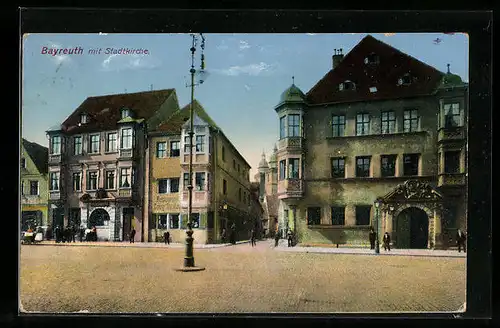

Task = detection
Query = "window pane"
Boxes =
[307,207,321,225]
[158,179,168,193]
[170,178,180,193]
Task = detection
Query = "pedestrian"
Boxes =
[164,231,170,245]
[230,223,236,245]
[221,228,226,243]
[250,229,256,247]
[54,226,60,243]
[456,228,466,253]
[287,229,293,247]
[91,226,97,241]
[71,225,76,243]
[45,225,53,241]
[274,230,280,247]
[383,232,391,251]
[369,227,376,249]
[130,228,136,243]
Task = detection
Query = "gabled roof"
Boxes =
[22,139,48,174]
[59,89,175,134]
[155,99,219,134]
[306,35,445,105]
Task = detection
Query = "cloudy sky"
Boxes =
[21,33,468,180]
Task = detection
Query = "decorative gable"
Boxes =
[381,180,442,203]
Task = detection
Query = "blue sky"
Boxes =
[22,33,468,179]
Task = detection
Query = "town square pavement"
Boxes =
[19,239,466,313]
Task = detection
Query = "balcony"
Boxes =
[438,173,466,187]
[277,179,304,199]
[438,127,465,143]
[277,137,302,152]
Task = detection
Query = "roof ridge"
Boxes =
[87,88,175,99]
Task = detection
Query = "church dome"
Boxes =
[258,151,269,169]
[276,83,306,108]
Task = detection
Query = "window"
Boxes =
[170,141,180,157]
[288,158,300,179]
[29,181,38,195]
[196,135,205,152]
[279,160,286,180]
[51,136,61,155]
[356,156,371,177]
[119,168,131,188]
[237,164,240,173]
[89,134,100,153]
[21,181,24,195]
[339,81,356,91]
[356,206,371,225]
[156,142,166,158]
[444,103,461,128]
[170,214,180,229]
[195,172,205,191]
[356,113,370,136]
[158,214,168,229]
[222,146,226,161]
[73,172,81,191]
[87,171,98,190]
[280,116,286,139]
[21,158,26,169]
[381,111,396,134]
[168,178,179,193]
[49,172,59,191]
[223,179,227,195]
[403,154,419,176]
[307,207,321,225]
[191,213,200,228]
[121,108,130,119]
[403,109,419,132]
[184,136,191,153]
[288,114,300,137]
[106,133,117,152]
[331,206,345,225]
[158,179,169,194]
[183,173,190,190]
[445,151,461,174]
[331,158,345,178]
[104,171,114,189]
[73,136,82,155]
[80,113,87,124]
[238,188,242,202]
[121,128,132,149]
[398,74,412,86]
[332,115,345,137]
[381,155,397,177]
[364,53,380,65]
[233,159,236,169]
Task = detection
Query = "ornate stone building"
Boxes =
[45,89,179,241]
[272,35,467,249]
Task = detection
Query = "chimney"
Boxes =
[332,48,344,69]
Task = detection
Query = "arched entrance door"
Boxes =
[88,208,110,228]
[396,207,429,249]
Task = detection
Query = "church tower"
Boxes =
[258,151,269,201]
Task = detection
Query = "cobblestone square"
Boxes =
[19,241,466,313]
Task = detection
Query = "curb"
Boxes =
[275,247,466,258]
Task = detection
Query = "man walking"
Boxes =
[456,228,466,253]
[369,227,376,250]
[129,228,136,244]
[164,231,170,245]
[250,229,256,247]
[383,232,391,251]
[274,230,280,247]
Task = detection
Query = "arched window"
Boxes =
[398,73,413,86]
[88,208,110,228]
[339,80,356,91]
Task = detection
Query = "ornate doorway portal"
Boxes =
[396,207,429,249]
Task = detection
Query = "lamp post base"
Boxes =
[175,266,206,272]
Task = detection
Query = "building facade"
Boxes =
[256,147,279,237]
[145,100,257,244]
[273,35,467,249]
[20,139,49,231]
[45,89,179,241]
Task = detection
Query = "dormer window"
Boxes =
[364,53,380,65]
[398,73,413,86]
[80,113,88,124]
[339,80,356,91]
[121,108,132,119]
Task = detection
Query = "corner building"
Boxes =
[273,35,467,249]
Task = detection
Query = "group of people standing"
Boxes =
[45,225,98,243]
[369,228,392,251]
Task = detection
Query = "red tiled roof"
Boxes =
[306,35,445,105]
[60,89,175,134]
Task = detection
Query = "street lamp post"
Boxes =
[374,199,381,254]
[176,33,206,272]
